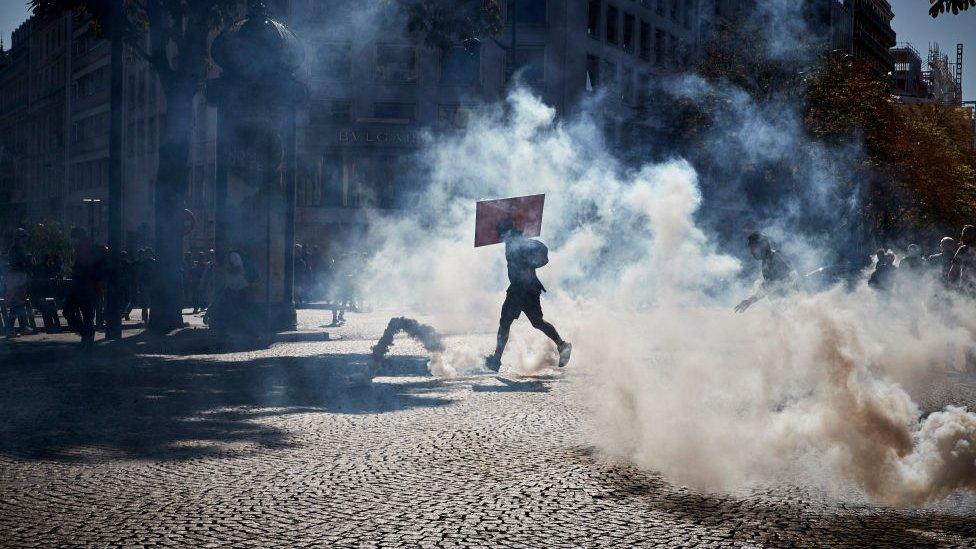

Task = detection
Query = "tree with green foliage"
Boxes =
[929,0,975,17]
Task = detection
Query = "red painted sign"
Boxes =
[474,194,545,247]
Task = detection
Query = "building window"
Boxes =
[622,13,635,53]
[514,0,547,25]
[606,5,619,45]
[656,0,665,16]
[514,47,545,84]
[587,0,601,38]
[639,72,651,104]
[316,42,352,80]
[441,47,481,86]
[602,60,617,91]
[376,44,417,83]
[330,100,352,123]
[622,66,633,103]
[437,104,474,128]
[655,29,665,66]
[670,0,679,22]
[639,20,651,60]
[586,54,600,89]
[373,102,415,121]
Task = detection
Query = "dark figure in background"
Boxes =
[34,253,64,332]
[900,244,926,272]
[485,219,572,372]
[63,227,102,350]
[92,243,110,330]
[928,237,958,286]
[134,248,155,324]
[950,225,976,297]
[205,251,258,334]
[868,249,897,291]
[307,245,323,301]
[294,244,308,306]
[4,228,35,337]
[735,232,796,313]
[199,249,216,311]
[182,252,195,311]
[118,251,134,321]
[190,252,207,314]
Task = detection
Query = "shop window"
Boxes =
[376,44,417,83]
[606,5,619,45]
[514,47,545,84]
[587,1,601,38]
[514,0,547,25]
[441,47,481,86]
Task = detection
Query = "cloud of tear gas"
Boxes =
[350,1,976,506]
[357,79,976,506]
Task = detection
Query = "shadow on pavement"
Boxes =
[0,343,452,463]
[471,377,552,393]
[594,458,975,548]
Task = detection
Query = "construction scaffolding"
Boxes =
[924,43,962,106]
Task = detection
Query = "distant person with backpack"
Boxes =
[485,218,571,372]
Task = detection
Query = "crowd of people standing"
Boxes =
[867,225,976,295]
[1,226,365,346]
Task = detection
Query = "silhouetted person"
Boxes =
[485,218,571,372]
[134,248,155,323]
[4,228,34,337]
[928,236,957,286]
[950,225,976,297]
[119,251,134,321]
[206,251,257,334]
[735,232,797,313]
[63,227,102,350]
[900,244,925,272]
[868,249,897,291]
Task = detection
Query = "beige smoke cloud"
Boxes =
[360,87,976,506]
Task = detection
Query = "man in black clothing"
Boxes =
[63,227,102,349]
[485,219,571,372]
[928,237,957,286]
[4,228,34,336]
[735,232,797,313]
[868,249,897,291]
[950,225,976,297]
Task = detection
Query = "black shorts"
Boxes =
[501,287,544,323]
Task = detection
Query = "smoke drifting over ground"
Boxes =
[355,79,976,506]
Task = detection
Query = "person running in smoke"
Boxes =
[734,232,797,313]
[485,218,572,372]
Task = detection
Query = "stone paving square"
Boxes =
[0,309,975,548]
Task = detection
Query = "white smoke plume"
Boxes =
[356,82,976,505]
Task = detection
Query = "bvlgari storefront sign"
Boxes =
[337,127,423,147]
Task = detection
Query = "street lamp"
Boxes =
[82,198,102,240]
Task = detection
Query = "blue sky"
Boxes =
[0,1,30,50]
[0,1,972,99]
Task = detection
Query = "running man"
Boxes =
[485,218,571,372]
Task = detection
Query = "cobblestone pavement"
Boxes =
[1,309,975,548]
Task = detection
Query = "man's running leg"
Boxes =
[523,293,572,368]
[486,291,520,372]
